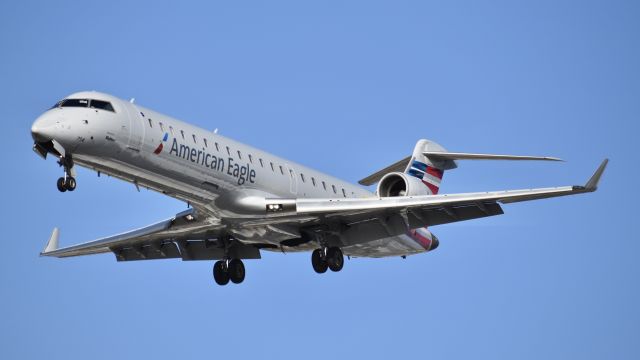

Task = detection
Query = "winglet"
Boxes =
[41,228,59,255]
[584,159,609,191]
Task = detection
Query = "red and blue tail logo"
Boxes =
[407,160,444,194]
[153,133,169,154]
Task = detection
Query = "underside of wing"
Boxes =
[40,208,260,261]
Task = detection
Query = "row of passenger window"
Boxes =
[145,116,352,197]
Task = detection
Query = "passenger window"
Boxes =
[159,122,164,132]
[279,165,284,175]
[311,177,316,186]
[259,158,264,167]
[248,154,253,163]
[270,162,275,171]
[332,185,337,194]
[169,126,174,135]
[192,134,197,143]
[342,188,346,197]
[226,146,230,155]
[180,130,185,139]
[322,181,327,190]
[61,99,89,108]
[203,138,208,147]
[148,119,153,128]
[89,99,114,112]
[215,142,219,151]
[237,150,242,160]
[300,173,305,182]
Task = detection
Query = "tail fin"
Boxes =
[405,140,453,195]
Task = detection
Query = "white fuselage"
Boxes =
[31,91,436,257]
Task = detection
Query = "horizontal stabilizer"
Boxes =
[358,156,411,186]
[423,152,562,162]
[359,149,562,186]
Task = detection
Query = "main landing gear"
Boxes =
[56,154,76,192]
[213,258,246,285]
[311,247,344,274]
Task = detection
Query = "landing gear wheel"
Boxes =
[213,260,229,286]
[65,176,76,191]
[228,259,245,284]
[327,247,344,272]
[311,249,328,274]
[57,177,67,192]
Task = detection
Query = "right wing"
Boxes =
[40,208,259,261]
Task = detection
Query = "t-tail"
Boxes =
[359,139,562,195]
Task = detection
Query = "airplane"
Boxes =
[31,91,608,286]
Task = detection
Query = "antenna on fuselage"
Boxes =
[129,98,135,103]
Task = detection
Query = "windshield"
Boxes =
[89,99,115,112]
[52,98,116,112]
[60,99,89,108]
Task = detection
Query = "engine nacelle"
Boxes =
[377,172,431,197]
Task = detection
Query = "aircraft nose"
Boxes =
[31,114,59,142]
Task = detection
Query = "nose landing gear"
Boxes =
[57,175,76,192]
[56,154,76,192]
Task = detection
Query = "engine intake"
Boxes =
[377,172,431,197]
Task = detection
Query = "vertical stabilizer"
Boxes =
[405,140,456,195]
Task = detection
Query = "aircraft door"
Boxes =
[286,164,298,195]
[123,103,145,152]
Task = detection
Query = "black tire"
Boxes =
[213,260,229,286]
[57,177,67,192]
[327,247,344,272]
[65,176,76,191]
[311,249,328,274]
[228,259,245,284]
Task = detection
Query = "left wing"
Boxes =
[265,159,608,222]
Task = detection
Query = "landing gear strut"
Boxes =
[311,247,344,274]
[56,154,76,192]
[212,258,246,286]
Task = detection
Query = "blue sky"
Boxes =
[1,1,638,359]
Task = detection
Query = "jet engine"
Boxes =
[377,172,431,197]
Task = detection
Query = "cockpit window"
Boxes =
[60,99,89,108]
[90,99,115,112]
